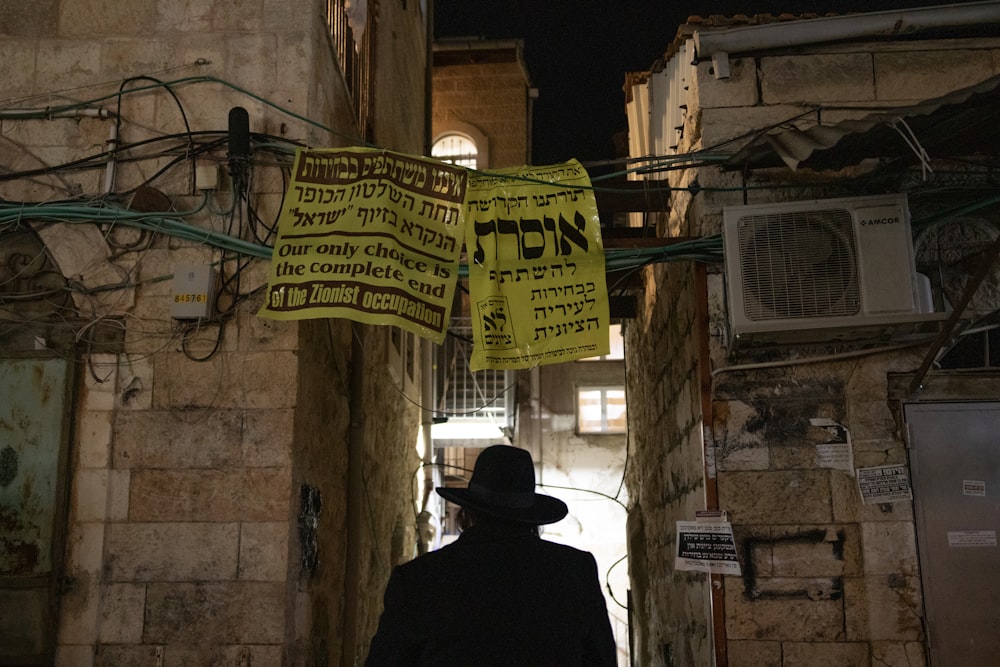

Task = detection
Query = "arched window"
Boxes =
[431,133,478,169]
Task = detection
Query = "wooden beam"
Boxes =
[594,180,672,213]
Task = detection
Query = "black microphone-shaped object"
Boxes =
[228,106,251,160]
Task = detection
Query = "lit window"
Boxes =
[577,387,627,434]
[432,134,478,169]
[580,323,624,361]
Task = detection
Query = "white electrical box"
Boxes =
[170,264,216,319]
[195,163,219,190]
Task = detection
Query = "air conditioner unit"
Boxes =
[722,194,941,349]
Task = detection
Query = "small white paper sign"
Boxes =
[810,418,853,474]
[947,530,997,548]
[857,464,912,504]
[675,520,742,575]
[963,480,986,497]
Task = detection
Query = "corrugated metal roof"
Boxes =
[723,72,1000,171]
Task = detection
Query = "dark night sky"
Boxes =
[434,0,959,166]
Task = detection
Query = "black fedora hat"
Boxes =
[436,445,568,525]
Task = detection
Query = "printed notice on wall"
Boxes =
[810,418,853,474]
[465,160,609,371]
[963,480,987,497]
[675,520,742,575]
[258,147,467,343]
[947,530,997,548]
[857,464,912,504]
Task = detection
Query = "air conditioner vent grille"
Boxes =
[737,208,861,321]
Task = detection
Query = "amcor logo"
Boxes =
[859,215,901,226]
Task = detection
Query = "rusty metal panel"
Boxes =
[0,359,70,577]
[0,357,72,664]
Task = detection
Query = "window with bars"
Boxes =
[431,134,478,169]
[434,318,514,427]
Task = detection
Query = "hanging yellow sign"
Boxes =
[466,160,610,370]
[257,147,467,343]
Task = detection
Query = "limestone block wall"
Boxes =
[624,259,712,667]
[2,1,428,665]
[626,35,1000,667]
[433,56,532,168]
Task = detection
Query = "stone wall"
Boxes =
[432,46,532,168]
[624,258,713,667]
[626,35,1000,667]
[1,1,427,665]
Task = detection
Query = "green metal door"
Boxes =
[0,358,74,666]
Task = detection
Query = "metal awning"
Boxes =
[724,72,1000,171]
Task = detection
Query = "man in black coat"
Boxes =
[366,445,618,666]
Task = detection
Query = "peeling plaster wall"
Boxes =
[626,36,1000,667]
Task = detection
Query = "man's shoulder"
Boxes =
[535,537,598,564]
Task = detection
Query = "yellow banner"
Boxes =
[257,147,467,343]
[466,160,610,370]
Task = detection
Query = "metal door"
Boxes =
[0,358,73,666]
[905,402,1000,666]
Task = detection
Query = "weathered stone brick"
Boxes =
[73,469,110,522]
[726,639,781,667]
[58,0,158,35]
[128,468,291,521]
[725,580,845,641]
[97,583,145,643]
[694,58,758,108]
[105,522,238,581]
[238,521,289,581]
[871,640,926,666]
[113,409,243,469]
[782,641,870,666]
[861,522,918,575]
[713,400,769,471]
[843,574,924,642]
[761,53,875,103]
[143,582,285,643]
[874,48,1000,101]
[243,408,294,467]
[55,644,94,667]
[78,410,113,468]
[35,39,103,90]
[719,470,834,524]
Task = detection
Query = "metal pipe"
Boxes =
[0,107,119,193]
[695,264,728,667]
[341,323,366,667]
[103,122,119,194]
[418,339,435,554]
[694,1,1000,59]
[0,107,114,120]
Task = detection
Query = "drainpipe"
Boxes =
[341,323,365,667]
[695,264,727,667]
[426,0,434,159]
[419,0,437,545]
[418,340,435,554]
[103,121,119,194]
